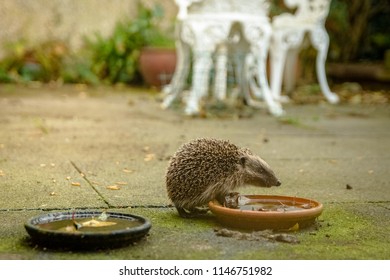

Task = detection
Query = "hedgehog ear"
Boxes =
[240,156,246,167]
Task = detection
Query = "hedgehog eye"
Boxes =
[258,166,265,173]
[254,162,265,173]
[239,156,246,166]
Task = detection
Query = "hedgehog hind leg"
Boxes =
[176,206,209,218]
[176,207,192,218]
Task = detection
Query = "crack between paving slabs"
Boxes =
[0,205,173,213]
[0,207,111,212]
[70,160,112,208]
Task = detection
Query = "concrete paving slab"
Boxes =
[0,159,107,209]
[0,84,389,260]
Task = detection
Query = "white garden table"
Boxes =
[162,0,284,116]
[162,0,338,116]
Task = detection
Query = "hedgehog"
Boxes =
[165,138,281,217]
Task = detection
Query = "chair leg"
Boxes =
[161,38,191,109]
[213,45,228,101]
[239,53,267,109]
[235,40,265,107]
[283,48,299,99]
[254,47,284,116]
[185,50,213,115]
[244,22,284,116]
[310,28,339,104]
[270,39,288,103]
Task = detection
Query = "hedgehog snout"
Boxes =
[267,178,281,187]
[264,173,281,187]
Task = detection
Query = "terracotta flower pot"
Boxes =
[139,47,177,88]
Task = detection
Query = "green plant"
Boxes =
[326,0,390,62]
[141,4,175,48]
[0,39,99,85]
[85,2,174,84]
[61,53,100,85]
[0,2,174,85]
[144,31,175,49]
[0,40,68,83]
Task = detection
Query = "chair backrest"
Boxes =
[284,0,332,25]
[175,0,203,20]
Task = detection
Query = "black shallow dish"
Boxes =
[25,211,151,250]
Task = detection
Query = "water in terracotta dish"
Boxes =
[223,192,315,212]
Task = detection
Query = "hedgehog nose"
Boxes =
[275,180,282,186]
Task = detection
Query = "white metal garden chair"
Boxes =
[269,0,339,103]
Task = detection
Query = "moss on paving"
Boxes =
[1,203,389,260]
[240,203,390,259]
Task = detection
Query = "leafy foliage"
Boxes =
[0,3,174,85]
[85,3,170,84]
[0,40,68,83]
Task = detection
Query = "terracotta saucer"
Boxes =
[208,195,323,230]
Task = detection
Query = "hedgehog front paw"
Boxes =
[193,206,209,214]
[176,206,208,218]
[176,207,195,218]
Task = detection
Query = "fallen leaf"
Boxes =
[106,185,121,190]
[71,182,81,186]
[49,192,56,196]
[288,223,300,232]
[81,219,116,227]
[143,146,150,152]
[58,225,78,232]
[144,153,155,161]
[123,168,133,173]
[301,203,312,209]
